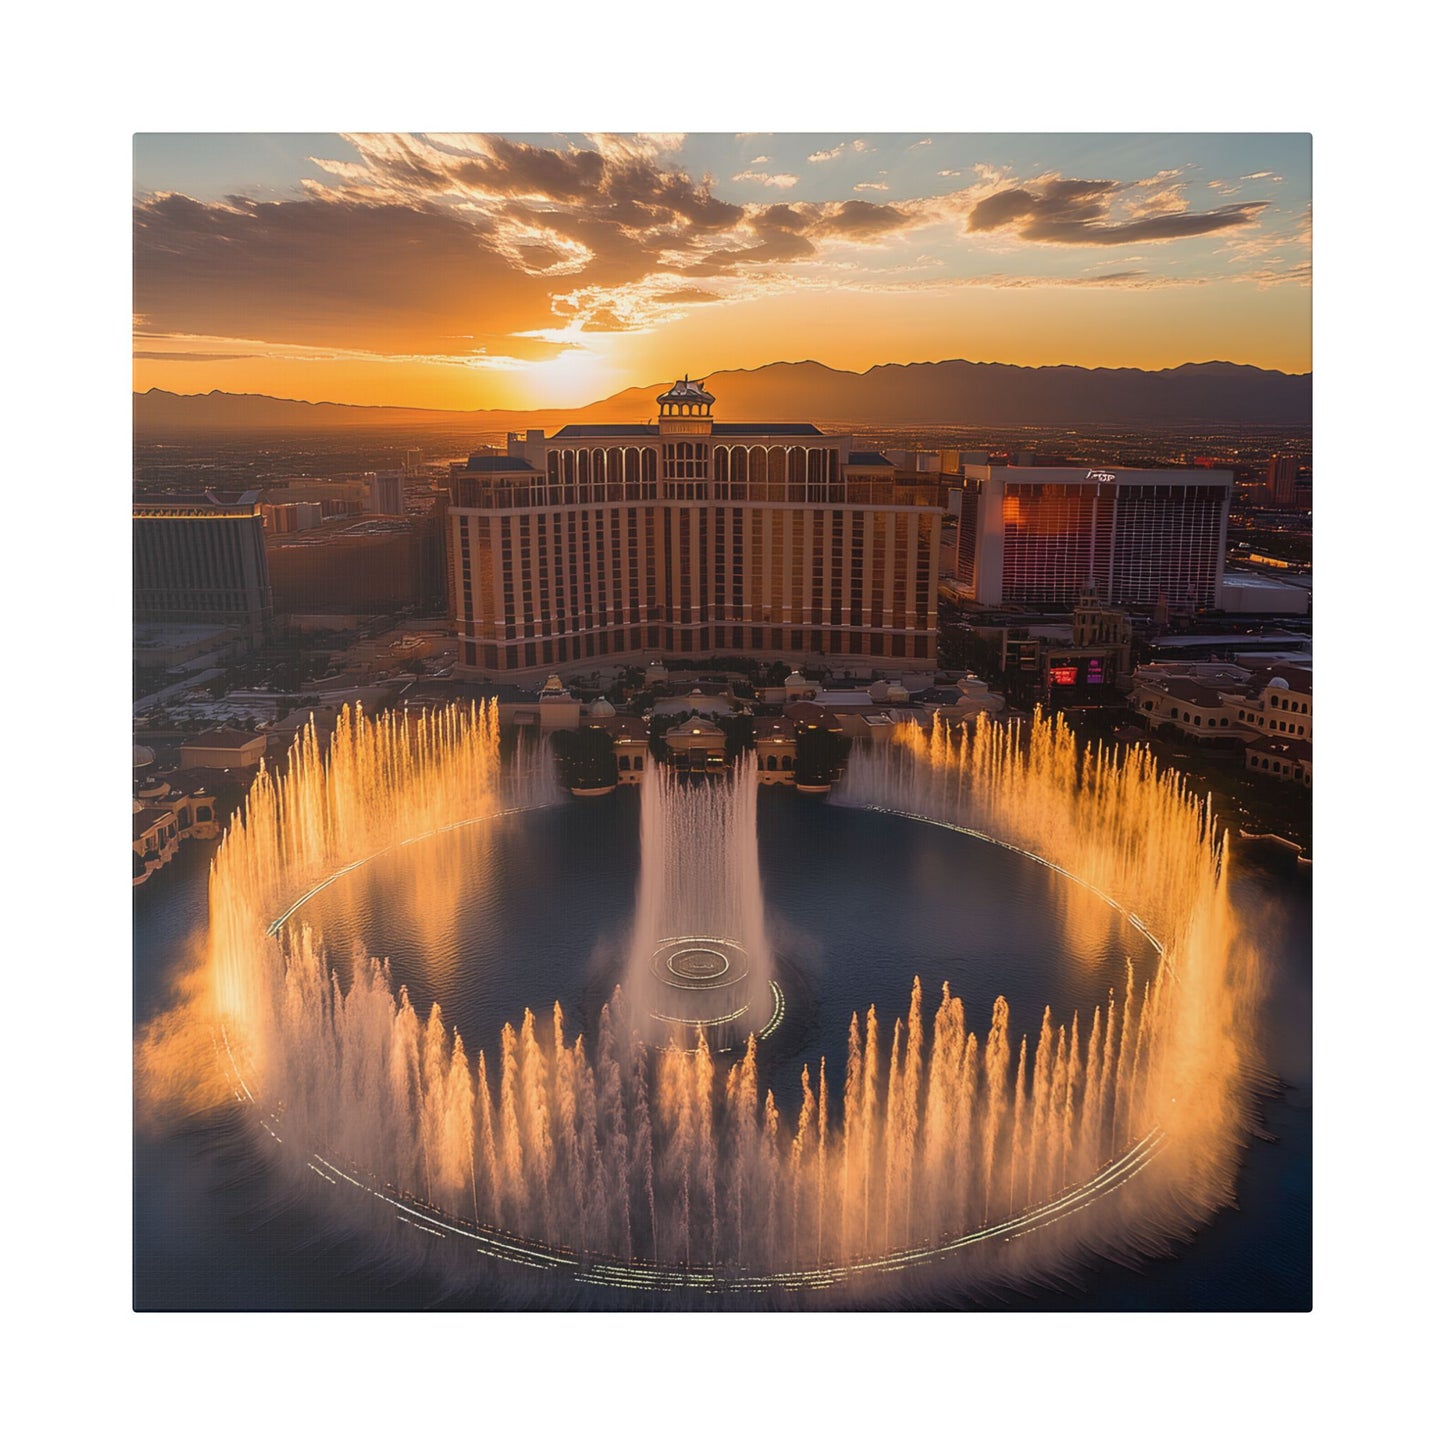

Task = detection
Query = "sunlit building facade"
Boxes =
[448,379,943,677]
[952,465,1232,610]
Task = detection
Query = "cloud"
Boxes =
[650,286,723,304]
[137,136,768,355]
[1234,261,1312,287]
[1123,184,1190,218]
[133,350,257,362]
[967,176,1267,245]
[134,325,577,369]
[812,199,910,240]
[135,138,1298,368]
[731,170,800,189]
[751,155,771,164]
[808,139,872,163]
[899,270,1211,292]
[133,190,565,355]
[909,138,933,149]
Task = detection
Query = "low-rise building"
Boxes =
[179,728,267,770]
[1245,736,1312,786]
[133,805,179,886]
[755,717,798,783]
[1131,675,1258,742]
[1130,659,1315,782]
[664,716,728,774]
[597,714,649,784]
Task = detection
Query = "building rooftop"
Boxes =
[1247,736,1313,762]
[784,701,842,729]
[963,465,1232,486]
[462,455,544,473]
[657,376,715,405]
[1151,633,1310,652]
[665,716,725,738]
[1258,664,1313,694]
[756,718,798,741]
[547,422,826,439]
[133,806,175,838]
[847,451,895,468]
[182,727,264,749]
[598,717,648,741]
[1139,677,1229,708]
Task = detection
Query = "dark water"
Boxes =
[133,791,1311,1311]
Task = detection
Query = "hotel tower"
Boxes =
[447,378,944,677]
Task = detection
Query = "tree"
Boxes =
[794,726,850,787]
[718,713,755,762]
[552,726,619,790]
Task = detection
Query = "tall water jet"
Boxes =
[623,754,775,1051]
[200,702,1263,1294]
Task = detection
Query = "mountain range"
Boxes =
[134,358,1311,433]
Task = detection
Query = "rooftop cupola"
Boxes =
[657,374,715,436]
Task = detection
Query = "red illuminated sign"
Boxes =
[1049,666,1078,686]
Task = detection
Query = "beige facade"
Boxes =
[1131,661,1315,783]
[1246,736,1312,786]
[600,717,649,784]
[179,729,267,770]
[755,718,798,784]
[664,716,728,773]
[448,379,943,679]
[133,770,226,885]
[133,805,179,885]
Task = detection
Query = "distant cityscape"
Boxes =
[132,373,1311,887]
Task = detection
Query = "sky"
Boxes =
[133,132,1311,412]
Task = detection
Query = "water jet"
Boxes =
[201,702,1261,1296]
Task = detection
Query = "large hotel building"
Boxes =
[952,465,1233,610]
[448,378,944,677]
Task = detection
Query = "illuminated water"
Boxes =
[133,705,1310,1307]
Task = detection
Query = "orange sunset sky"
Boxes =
[133,132,1311,412]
